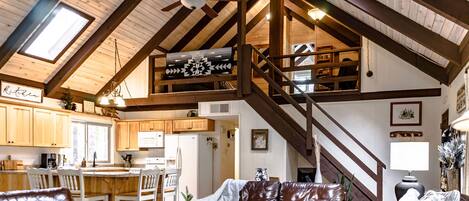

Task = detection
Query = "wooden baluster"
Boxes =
[241,45,252,95]
[168,84,173,93]
[377,164,383,201]
[289,56,295,94]
[306,99,313,154]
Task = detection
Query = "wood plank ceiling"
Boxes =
[0,0,467,98]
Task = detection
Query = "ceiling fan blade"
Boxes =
[201,4,218,18]
[161,1,182,11]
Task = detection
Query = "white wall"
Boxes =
[441,62,469,122]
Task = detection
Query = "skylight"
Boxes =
[19,3,93,63]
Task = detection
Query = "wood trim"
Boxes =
[97,7,193,96]
[200,0,259,50]
[345,0,461,65]
[272,88,441,103]
[0,0,58,69]
[45,0,142,96]
[17,2,95,64]
[126,90,240,106]
[170,1,230,52]
[302,0,449,85]
[413,0,469,30]
[121,104,198,112]
[224,3,270,47]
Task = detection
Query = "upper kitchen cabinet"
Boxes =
[0,104,7,145]
[116,121,139,152]
[8,106,33,146]
[172,118,215,132]
[139,121,165,132]
[33,109,71,148]
[53,112,71,147]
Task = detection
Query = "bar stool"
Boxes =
[115,168,161,201]
[57,169,109,201]
[162,169,181,201]
[27,168,54,189]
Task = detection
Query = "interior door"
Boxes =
[8,106,33,146]
[33,109,54,147]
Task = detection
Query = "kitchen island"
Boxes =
[0,168,165,201]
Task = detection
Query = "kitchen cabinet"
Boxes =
[33,109,71,148]
[164,120,173,134]
[8,106,33,146]
[172,119,214,132]
[0,104,7,145]
[139,121,165,132]
[116,121,139,151]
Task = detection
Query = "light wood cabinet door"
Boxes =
[0,105,7,145]
[172,119,215,132]
[139,121,165,132]
[128,122,140,151]
[8,106,33,146]
[33,109,54,147]
[164,120,173,134]
[54,112,71,147]
[116,122,129,151]
[172,119,193,132]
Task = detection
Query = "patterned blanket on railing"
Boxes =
[164,47,234,79]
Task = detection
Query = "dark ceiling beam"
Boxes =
[448,34,469,83]
[200,0,259,50]
[301,0,449,85]
[45,0,142,97]
[223,3,270,47]
[285,0,360,47]
[413,0,469,30]
[170,1,230,52]
[155,46,168,53]
[97,7,193,96]
[345,0,461,65]
[0,0,58,69]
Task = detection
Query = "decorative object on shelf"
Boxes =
[60,88,76,111]
[181,186,193,201]
[251,129,268,150]
[457,84,466,114]
[307,8,326,21]
[390,142,429,200]
[0,81,43,103]
[255,168,269,181]
[335,173,354,201]
[389,131,423,138]
[187,109,198,117]
[102,107,119,119]
[98,39,126,108]
[438,136,466,191]
[83,100,95,114]
[390,101,422,126]
[164,47,233,79]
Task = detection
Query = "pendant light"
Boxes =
[98,39,126,108]
[308,8,326,21]
[452,68,469,130]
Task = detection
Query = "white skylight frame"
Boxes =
[18,3,94,63]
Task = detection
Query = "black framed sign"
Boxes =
[0,81,43,103]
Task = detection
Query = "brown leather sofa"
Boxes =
[240,181,344,201]
[0,188,73,201]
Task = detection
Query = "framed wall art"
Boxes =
[251,129,269,150]
[390,101,422,126]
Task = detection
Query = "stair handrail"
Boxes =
[249,44,386,168]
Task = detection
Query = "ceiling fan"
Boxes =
[162,0,236,18]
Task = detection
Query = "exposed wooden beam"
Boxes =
[449,34,469,83]
[0,0,58,69]
[200,0,259,50]
[302,0,449,85]
[97,7,193,96]
[345,0,461,65]
[170,1,230,52]
[155,46,168,53]
[224,3,270,47]
[45,0,142,96]
[285,0,360,47]
[413,0,469,30]
[270,0,284,62]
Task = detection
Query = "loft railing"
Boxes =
[240,44,385,201]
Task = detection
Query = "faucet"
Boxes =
[92,152,97,168]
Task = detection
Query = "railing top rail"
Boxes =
[270,47,361,59]
[249,44,386,168]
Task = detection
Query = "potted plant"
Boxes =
[438,136,466,191]
[60,88,77,111]
[181,186,193,201]
[335,173,354,201]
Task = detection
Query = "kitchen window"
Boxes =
[65,122,111,164]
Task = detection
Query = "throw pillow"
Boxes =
[399,189,420,201]
[419,190,460,201]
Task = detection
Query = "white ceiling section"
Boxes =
[327,0,469,67]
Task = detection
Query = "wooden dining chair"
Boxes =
[115,168,161,201]
[27,168,54,189]
[57,169,109,201]
[162,169,181,201]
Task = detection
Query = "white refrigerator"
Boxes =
[165,134,214,200]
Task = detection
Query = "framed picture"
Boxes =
[251,129,269,150]
[390,102,422,126]
[83,100,95,114]
[0,81,43,103]
[457,85,466,114]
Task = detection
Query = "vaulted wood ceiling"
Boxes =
[0,0,467,100]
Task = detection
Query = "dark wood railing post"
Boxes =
[306,99,313,154]
[241,45,252,95]
[237,0,247,97]
[377,164,383,201]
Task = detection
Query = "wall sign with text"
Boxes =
[0,81,43,103]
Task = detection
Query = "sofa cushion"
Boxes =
[239,181,280,201]
[0,188,73,201]
[279,182,344,201]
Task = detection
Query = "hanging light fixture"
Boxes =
[452,68,469,130]
[98,39,126,108]
[308,8,326,21]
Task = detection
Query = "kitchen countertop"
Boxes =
[0,167,165,178]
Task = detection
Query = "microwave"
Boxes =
[138,132,164,148]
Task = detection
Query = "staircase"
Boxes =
[239,45,386,201]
